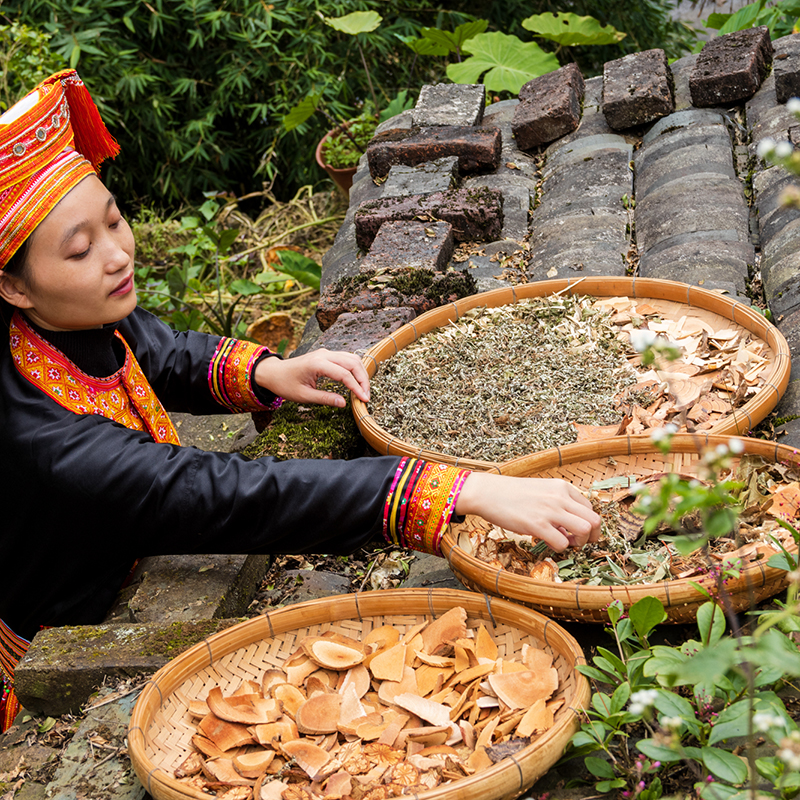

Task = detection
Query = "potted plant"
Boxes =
[283,10,412,195]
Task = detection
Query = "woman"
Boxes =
[0,71,601,731]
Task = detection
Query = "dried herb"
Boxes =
[369,295,637,462]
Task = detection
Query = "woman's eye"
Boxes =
[70,245,91,259]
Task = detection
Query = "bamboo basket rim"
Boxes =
[441,434,798,623]
[128,588,591,800]
[351,277,791,471]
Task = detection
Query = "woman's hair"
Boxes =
[4,238,32,285]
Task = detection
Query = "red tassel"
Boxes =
[56,71,120,169]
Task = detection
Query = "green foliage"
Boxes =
[323,10,381,36]
[446,31,560,94]
[321,112,378,169]
[0,22,65,111]
[705,0,800,37]
[522,12,626,47]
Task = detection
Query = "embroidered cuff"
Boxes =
[208,338,282,413]
[383,458,470,557]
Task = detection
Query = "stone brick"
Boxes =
[359,220,454,272]
[315,308,417,353]
[382,156,459,198]
[315,268,477,331]
[602,49,674,130]
[121,554,268,624]
[512,62,584,149]
[412,83,485,127]
[353,187,504,250]
[670,53,699,110]
[773,34,800,103]
[690,26,773,107]
[366,126,501,178]
[15,619,242,716]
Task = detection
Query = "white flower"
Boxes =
[778,748,800,771]
[665,423,679,434]
[629,688,659,715]
[629,328,659,352]
[787,97,800,115]
[728,438,745,454]
[661,716,683,729]
[689,479,701,489]
[650,425,676,443]
[629,481,646,494]
[757,137,776,158]
[753,711,784,732]
[715,444,730,457]
[775,140,795,159]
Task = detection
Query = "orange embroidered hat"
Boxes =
[0,69,120,269]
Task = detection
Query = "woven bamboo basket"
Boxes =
[352,277,791,471]
[128,588,590,800]
[441,434,799,624]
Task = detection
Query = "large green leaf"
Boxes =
[323,11,382,36]
[522,12,626,46]
[701,746,748,784]
[282,94,321,132]
[275,250,321,291]
[629,595,667,638]
[446,32,559,94]
[419,19,488,53]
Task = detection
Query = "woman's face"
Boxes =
[3,175,136,331]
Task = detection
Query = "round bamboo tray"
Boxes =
[441,434,798,624]
[352,277,791,471]
[128,588,590,800]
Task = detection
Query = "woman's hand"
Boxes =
[455,472,602,552]
[254,348,370,408]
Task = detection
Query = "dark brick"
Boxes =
[512,63,585,149]
[774,34,800,103]
[382,156,459,197]
[315,308,417,353]
[315,268,477,331]
[690,26,773,107]
[602,49,674,130]
[354,187,504,250]
[412,83,485,127]
[366,126,501,178]
[359,220,454,272]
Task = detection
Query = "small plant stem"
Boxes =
[318,105,365,154]
[356,39,379,113]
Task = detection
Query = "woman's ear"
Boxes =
[0,272,34,309]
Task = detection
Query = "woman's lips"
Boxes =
[110,274,134,296]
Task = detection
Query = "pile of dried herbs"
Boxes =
[369,295,639,462]
[456,456,799,586]
[368,293,774,462]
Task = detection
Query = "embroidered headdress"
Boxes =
[0,69,119,269]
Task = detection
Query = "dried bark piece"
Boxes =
[369,644,407,682]
[521,646,553,672]
[399,726,451,747]
[414,653,454,668]
[338,664,370,699]
[175,751,204,778]
[474,625,497,662]
[302,635,366,671]
[253,718,299,747]
[274,684,307,719]
[488,668,559,710]
[516,698,554,738]
[285,652,319,686]
[377,665,418,705]
[392,693,451,728]
[262,668,288,696]
[207,687,281,726]
[282,739,331,781]
[295,693,341,734]
[414,665,451,698]
[218,787,254,800]
[233,750,276,779]
[188,699,210,718]
[198,714,255,751]
[376,712,410,747]
[420,607,467,656]
[323,770,353,799]
[357,714,394,741]
[202,757,255,786]
[191,734,227,759]
[452,662,494,685]
[257,778,289,800]
[339,682,367,727]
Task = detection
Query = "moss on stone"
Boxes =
[138,620,235,658]
[242,384,365,462]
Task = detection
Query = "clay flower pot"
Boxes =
[315,128,359,195]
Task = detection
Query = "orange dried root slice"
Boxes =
[413,653,454,668]
[256,777,289,800]
[252,718,299,747]
[521,645,553,671]
[337,664,370,699]
[198,713,255,751]
[273,684,307,718]
[338,682,367,727]
[420,607,467,656]
[281,739,331,781]
[187,699,210,718]
[475,625,498,662]
[284,651,319,686]
[368,643,406,682]
[322,770,353,799]
[217,787,253,800]
[414,665,451,698]
[295,692,341,734]
[467,745,494,772]
[306,674,331,697]
[399,726,451,747]
[233,749,276,779]
[364,742,405,766]
[206,687,281,726]
[191,734,227,759]
[201,757,255,786]
[515,698,555,738]
[301,634,366,671]
[377,665,418,705]
[262,668,288,696]
[487,668,559,710]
